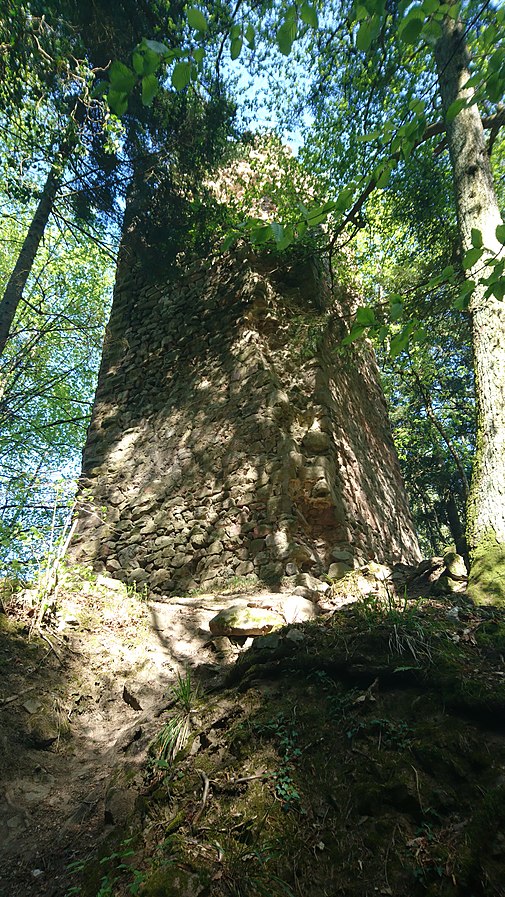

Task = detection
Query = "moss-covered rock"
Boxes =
[209,604,285,636]
[443,550,467,579]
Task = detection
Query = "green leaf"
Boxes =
[376,161,393,189]
[300,3,319,27]
[483,22,498,46]
[485,258,504,277]
[335,187,353,211]
[357,129,382,142]
[421,18,442,45]
[362,0,386,17]
[251,224,272,245]
[489,278,505,301]
[171,61,192,90]
[409,98,425,115]
[276,224,294,250]
[390,302,403,321]
[489,48,505,72]
[141,74,159,106]
[356,21,373,51]
[305,213,325,226]
[453,294,470,311]
[245,23,255,48]
[145,39,171,54]
[108,89,129,116]
[462,246,484,270]
[446,98,467,123]
[132,51,144,75]
[400,137,415,160]
[187,7,208,31]
[440,265,455,280]
[471,228,483,249]
[140,47,163,75]
[355,306,376,325]
[277,20,297,55]
[222,233,236,251]
[390,322,416,358]
[459,279,476,297]
[109,60,136,93]
[357,15,381,50]
[230,36,243,60]
[496,224,505,245]
[354,5,369,22]
[487,71,504,104]
[90,79,107,99]
[398,15,423,45]
[270,221,284,244]
[306,200,337,223]
[446,2,461,18]
[193,47,205,64]
[342,325,367,345]
[453,278,475,309]
[412,324,427,344]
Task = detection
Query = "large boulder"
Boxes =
[280,594,319,623]
[209,605,285,637]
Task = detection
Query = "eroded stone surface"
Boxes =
[70,242,420,593]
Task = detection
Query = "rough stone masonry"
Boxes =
[70,231,420,593]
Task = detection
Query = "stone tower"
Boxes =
[70,199,420,593]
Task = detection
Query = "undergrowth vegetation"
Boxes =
[62,590,505,897]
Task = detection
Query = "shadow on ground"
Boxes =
[4,572,505,897]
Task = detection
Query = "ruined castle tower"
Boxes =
[70,153,420,593]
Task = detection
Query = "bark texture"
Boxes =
[435,15,505,604]
[0,139,73,358]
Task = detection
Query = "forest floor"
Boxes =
[2,566,505,897]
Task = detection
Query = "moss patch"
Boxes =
[468,529,505,606]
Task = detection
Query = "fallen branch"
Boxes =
[192,769,210,827]
[39,630,64,664]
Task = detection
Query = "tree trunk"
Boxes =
[0,138,73,359]
[445,490,467,563]
[435,15,505,604]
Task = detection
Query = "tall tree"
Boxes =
[0,0,186,359]
[0,6,104,359]
[0,133,75,357]
[434,10,505,602]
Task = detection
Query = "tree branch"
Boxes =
[408,364,470,502]
[329,109,505,254]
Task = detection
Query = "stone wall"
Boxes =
[70,242,420,593]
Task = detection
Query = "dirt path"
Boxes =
[0,575,307,897]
